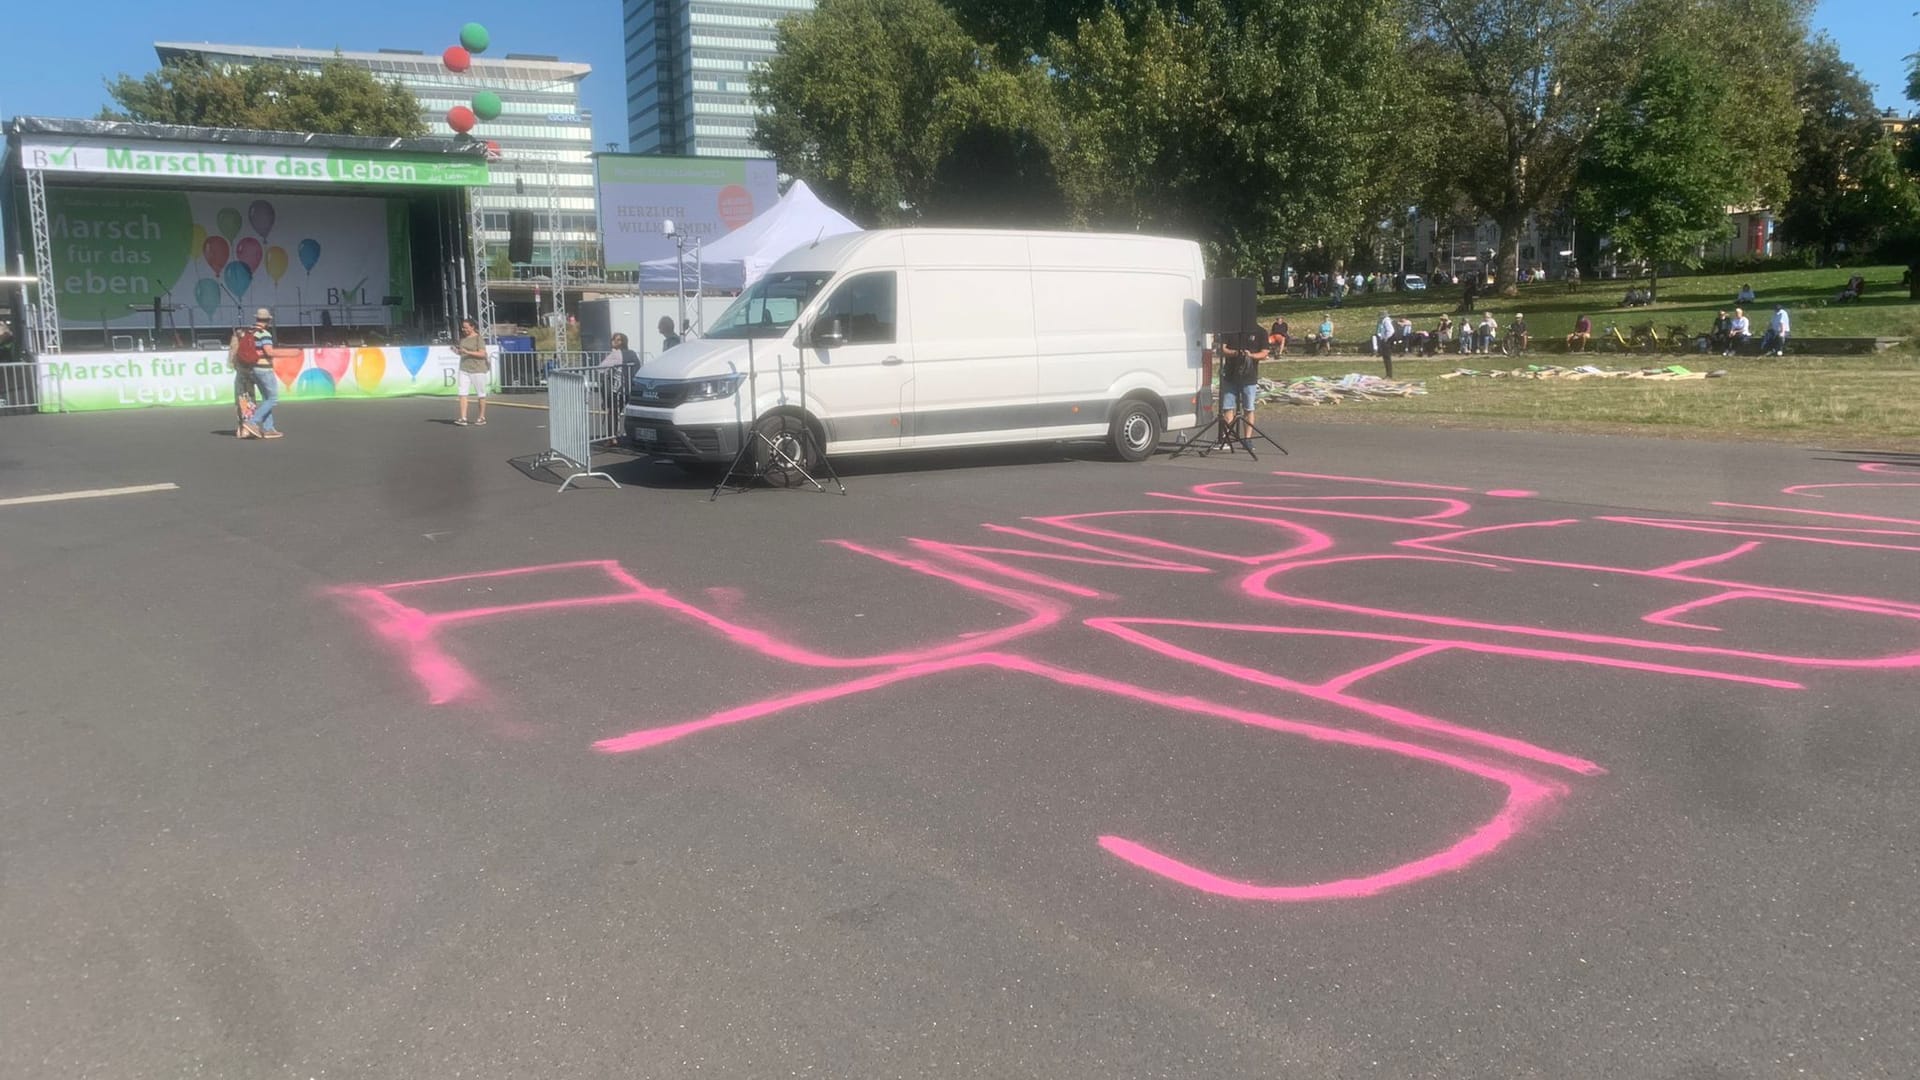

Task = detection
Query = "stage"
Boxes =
[3,117,498,409]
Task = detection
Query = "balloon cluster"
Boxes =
[440,23,498,135]
[190,198,322,318]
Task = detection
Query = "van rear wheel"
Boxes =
[753,412,822,487]
[1108,400,1162,462]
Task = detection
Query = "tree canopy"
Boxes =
[101,55,426,138]
[750,0,1908,275]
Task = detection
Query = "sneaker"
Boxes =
[454,418,470,426]
[235,425,247,438]
[474,417,487,426]
[261,430,285,439]
[243,421,264,438]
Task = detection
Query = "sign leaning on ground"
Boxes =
[17,137,491,188]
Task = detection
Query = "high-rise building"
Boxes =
[154,42,596,269]
[623,0,814,157]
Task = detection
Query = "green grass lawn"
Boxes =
[1255,354,1920,448]
[1260,263,1920,348]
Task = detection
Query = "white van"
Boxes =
[622,229,1205,474]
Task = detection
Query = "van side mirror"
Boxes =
[809,315,849,349]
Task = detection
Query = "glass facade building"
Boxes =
[623,0,814,157]
[154,43,596,269]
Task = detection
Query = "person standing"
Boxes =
[239,308,282,439]
[1766,305,1790,356]
[454,318,489,426]
[658,316,683,353]
[228,324,258,438]
[1216,329,1267,446]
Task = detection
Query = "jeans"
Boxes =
[249,367,279,431]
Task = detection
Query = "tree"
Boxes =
[944,0,1107,65]
[1575,40,1743,301]
[919,69,1070,226]
[753,0,982,226]
[1411,0,1636,295]
[1778,39,1916,264]
[101,55,426,137]
[1048,0,1408,274]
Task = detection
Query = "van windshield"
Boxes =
[704,272,835,339]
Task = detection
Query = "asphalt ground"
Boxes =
[1,396,1915,1079]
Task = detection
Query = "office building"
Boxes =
[155,42,596,269]
[623,0,814,156]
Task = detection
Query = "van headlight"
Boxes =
[681,374,745,401]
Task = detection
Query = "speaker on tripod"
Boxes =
[1202,277,1258,338]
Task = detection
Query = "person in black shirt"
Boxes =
[1217,329,1268,445]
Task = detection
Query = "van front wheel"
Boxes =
[753,412,822,487]
[1108,400,1162,462]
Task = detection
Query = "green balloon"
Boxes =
[472,91,502,121]
[459,23,490,54]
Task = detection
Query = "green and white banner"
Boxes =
[37,346,497,412]
[18,137,488,187]
[44,186,408,331]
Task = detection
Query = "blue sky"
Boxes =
[0,0,1913,150]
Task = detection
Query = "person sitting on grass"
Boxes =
[1269,316,1289,355]
[1736,282,1756,304]
[1835,274,1866,303]
[1566,314,1592,352]
[1724,308,1751,355]
[1314,315,1334,354]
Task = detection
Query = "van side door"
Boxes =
[901,238,1039,447]
[799,270,909,452]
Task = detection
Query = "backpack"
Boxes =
[234,332,261,368]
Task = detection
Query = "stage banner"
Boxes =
[18,138,489,187]
[37,347,498,413]
[43,186,406,332]
[597,155,779,269]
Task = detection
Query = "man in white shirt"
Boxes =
[1766,306,1790,356]
[1724,308,1751,355]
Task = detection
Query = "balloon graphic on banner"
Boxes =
[203,235,231,274]
[352,348,387,390]
[400,346,430,381]
[297,238,322,274]
[313,348,351,382]
[472,91,502,121]
[273,348,304,389]
[223,261,253,299]
[294,368,337,398]
[216,207,243,243]
[235,236,264,273]
[442,45,471,72]
[460,23,490,53]
[194,278,222,318]
[190,224,207,263]
[248,199,276,239]
[446,106,476,134]
[265,245,289,284]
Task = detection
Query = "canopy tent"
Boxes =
[638,180,860,292]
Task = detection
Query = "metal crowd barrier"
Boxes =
[498,350,633,393]
[0,361,59,416]
[535,363,635,491]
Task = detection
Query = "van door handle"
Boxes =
[881,355,904,366]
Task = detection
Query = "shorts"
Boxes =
[456,369,490,397]
[1220,383,1260,411]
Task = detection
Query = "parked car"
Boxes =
[1402,274,1427,291]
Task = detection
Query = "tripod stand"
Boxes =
[710,336,847,499]
[1170,406,1288,460]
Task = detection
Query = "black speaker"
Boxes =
[507,210,536,264]
[1202,277,1257,336]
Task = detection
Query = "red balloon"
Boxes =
[447,106,476,134]
[442,45,471,73]
[203,235,230,274]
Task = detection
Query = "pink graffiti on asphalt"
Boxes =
[331,465,1914,902]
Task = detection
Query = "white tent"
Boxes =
[637,180,861,292]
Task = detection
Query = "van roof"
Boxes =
[764,228,1201,277]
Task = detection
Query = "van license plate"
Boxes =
[634,427,658,442]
